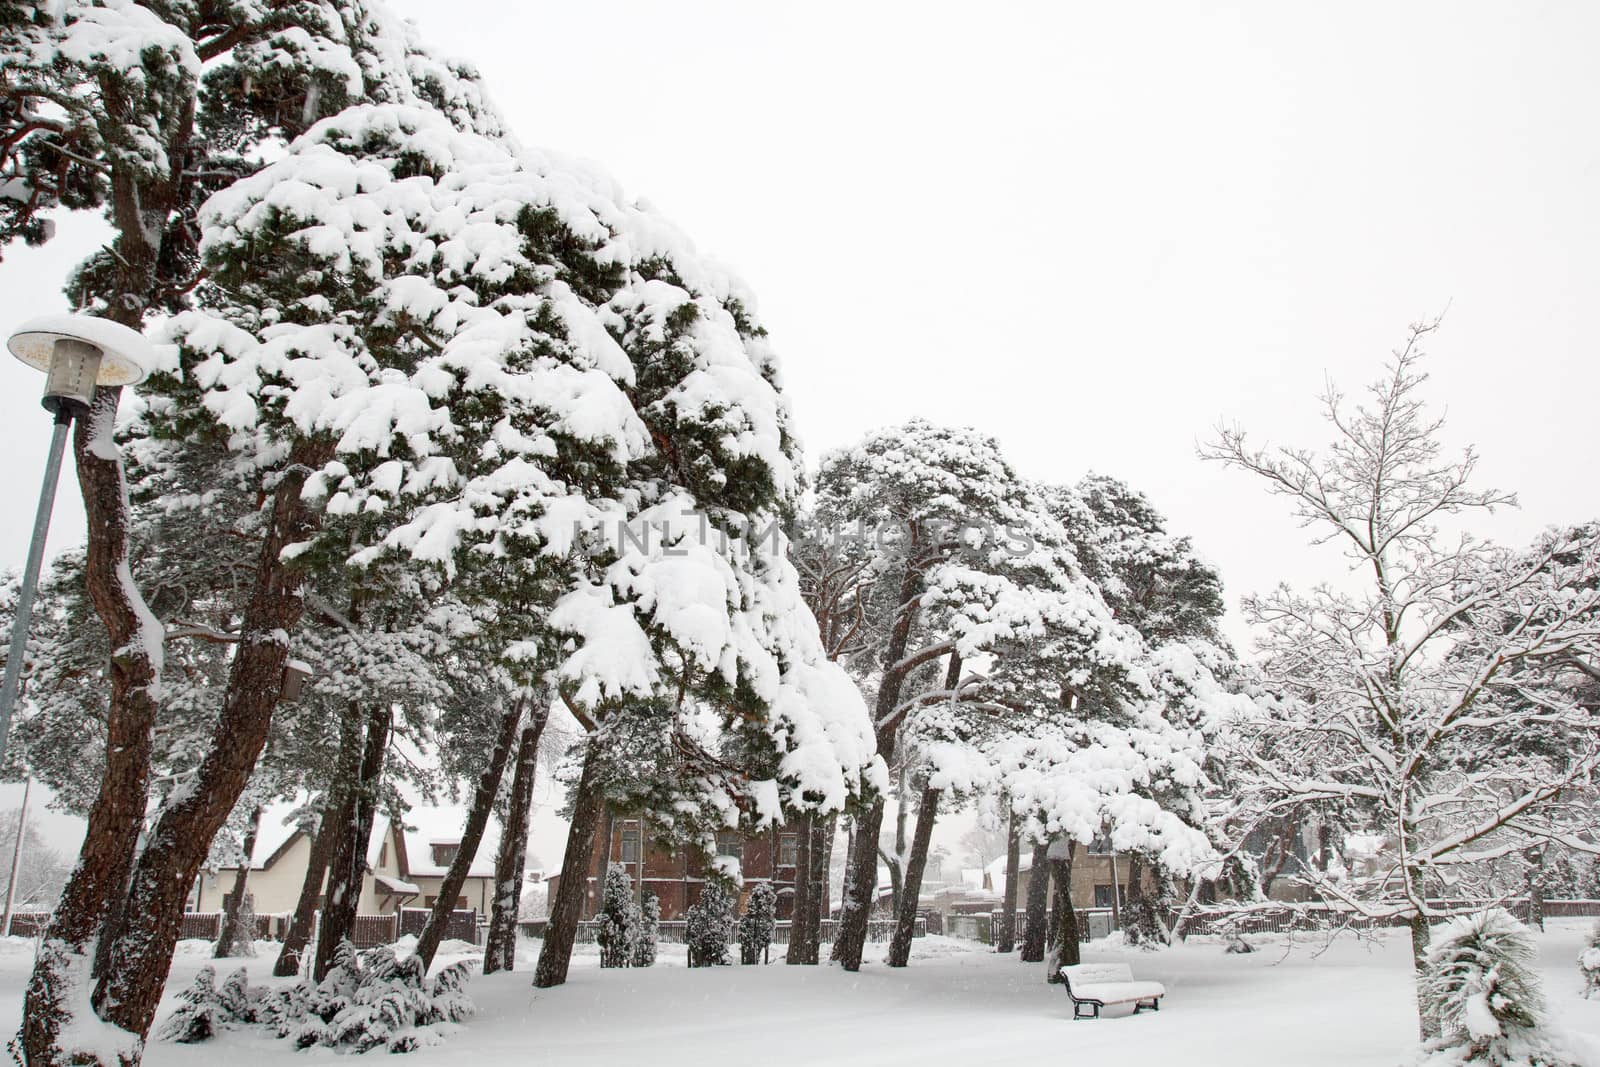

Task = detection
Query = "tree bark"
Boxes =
[1046,853,1080,978]
[214,805,263,957]
[886,786,940,967]
[786,811,813,965]
[1020,840,1051,962]
[18,387,165,1066]
[484,703,549,975]
[997,810,1021,952]
[272,801,343,977]
[313,700,390,982]
[413,699,524,971]
[534,738,607,988]
[89,436,332,1049]
[835,563,926,970]
[592,805,615,923]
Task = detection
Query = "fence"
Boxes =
[165,909,483,948]
[520,916,925,945]
[938,900,1600,946]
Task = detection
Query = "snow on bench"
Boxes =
[1059,963,1166,1020]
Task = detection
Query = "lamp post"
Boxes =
[0,314,152,767]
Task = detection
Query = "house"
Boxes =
[190,801,501,917]
[980,838,1157,916]
[545,817,822,921]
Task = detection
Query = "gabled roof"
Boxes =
[221,798,498,880]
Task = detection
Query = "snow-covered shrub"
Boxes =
[686,881,735,967]
[1579,921,1600,999]
[596,865,640,968]
[633,891,660,968]
[1224,935,1256,955]
[1416,909,1579,1067]
[738,883,777,964]
[157,966,256,1043]
[254,939,476,1054]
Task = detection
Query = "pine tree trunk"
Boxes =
[833,564,924,972]
[1047,852,1079,976]
[1524,846,1546,931]
[592,805,615,923]
[18,386,165,1066]
[314,701,391,982]
[786,811,813,965]
[484,704,549,975]
[89,436,333,1049]
[413,700,523,971]
[1020,840,1051,962]
[534,739,607,989]
[886,786,940,967]
[812,816,833,937]
[273,801,343,977]
[834,798,887,971]
[997,810,1021,952]
[214,806,263,957]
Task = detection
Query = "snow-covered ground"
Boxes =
[1,924,1597,1065]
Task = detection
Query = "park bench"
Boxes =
[1059,962,1166,1020]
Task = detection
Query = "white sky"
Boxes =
[0,1,1596,861]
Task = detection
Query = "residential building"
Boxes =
[190,801,500,917]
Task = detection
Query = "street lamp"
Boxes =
[0,314,152,766]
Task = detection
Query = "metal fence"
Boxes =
[938,900,1600,945]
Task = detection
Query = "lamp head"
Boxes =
[7,314,153,416]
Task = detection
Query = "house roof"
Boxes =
[225,798,499,880]
[375,873,421,897]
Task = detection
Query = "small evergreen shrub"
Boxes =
[596,865,640,968]
[158,940,477,1054]
[738,882,777,964]
[633,890,660,968]
[1579,921,1600,999]
[686,881,735,967]
[1416,909,1579,1067]
[157,966,257,1043]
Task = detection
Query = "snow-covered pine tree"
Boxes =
[595,865,640,968]
[633,891,660,968]
[739,882,777,964]
[1205,325,1600,1037]
[1580,922,1600,999]
[686,881,735,968]
[1418,910,1579,1067]
[816,420,1148,971]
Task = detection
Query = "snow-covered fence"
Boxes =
[177,912,292,941]
[1179,899,1600,938]
[398,907,480,946]
[522,917,921,946]
[946,910,1109,945]
[3,912,50,938]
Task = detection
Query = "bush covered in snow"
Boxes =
[157,966,256,1043]
[215,895,258,959]
[739,882,777,964]
[596,866,640,968]
[633,890,660,968]
[1579,921,1600,999]
[686,881,735,967]
[158,940,475,1054]
[1416,909,1579,1067]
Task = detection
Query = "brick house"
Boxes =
[546,817,823,921]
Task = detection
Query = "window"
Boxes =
[378,841,388,867]
[432,843,460,867]
[715,831,741,859]
[778,833,798,867]
[621,828,640,864]
[1092,884,1127,909]
[423,895,469,909]
[1088,834,1113,855]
